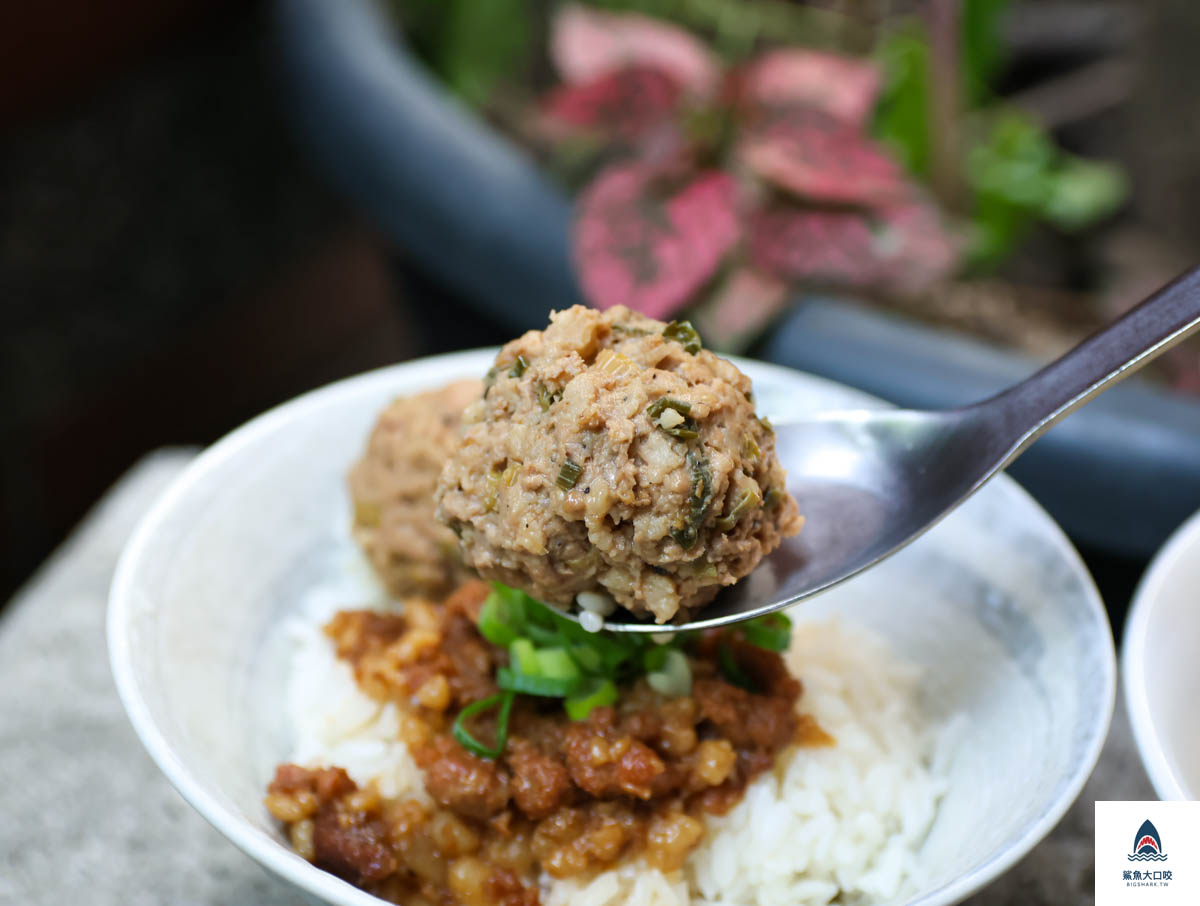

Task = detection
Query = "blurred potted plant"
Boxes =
[274,0,1200,557]
[377,0,1128,353]
[536,6,959,349]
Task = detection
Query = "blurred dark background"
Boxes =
[0,0,513,604]
[3,0,1200,614]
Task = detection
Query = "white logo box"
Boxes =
[1096,801,1200,905]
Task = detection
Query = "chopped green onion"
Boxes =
[646,398,698,440]
[538,384,562,411]
[461,583,717,748]
[671,449,713,549]
[534,647,581,680]
[509,638,539,675]
[718,640,756,691]
[758,416,774,434]
[509,355,529,378]
[596,349,638,377]
[763,487,787,509]
[482,367,498,397]
[523,621,564,646]
[647,398,692,418]
[505,641,582,694]
[565,678,619,720]
[452,691,515,759]
[557,460,583,490]
[642,646,669,673]
[569,644,604,673]
[742,434,761,461]
[478,591,521,647]
[497,667,584,697]
[611,323,651,336]
[647,649,692,697]
[715,487,763,532]
[656,419,697,440]
[741,613,792,652]
[663,320,702,354]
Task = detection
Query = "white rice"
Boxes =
[283,589,949,906]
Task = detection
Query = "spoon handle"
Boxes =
[980,264,1200,460]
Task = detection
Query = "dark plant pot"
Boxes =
[273,0,1200,560]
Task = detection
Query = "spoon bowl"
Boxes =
[673,408,1004,630]
[599,264,1200,632]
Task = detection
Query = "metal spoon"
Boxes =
[601,265,1200,632]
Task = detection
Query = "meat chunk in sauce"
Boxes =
[506,739,573,819]
[415,735,511,820]
[267,766,395,886]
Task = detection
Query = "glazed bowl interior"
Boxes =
[109,350,1115,906]
[1123,507,1200,800]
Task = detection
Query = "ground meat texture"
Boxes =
[267,766,539,906]
[266,766,396,885]
[312,808,396,885]
[435,306,803,623]
[415,735,512,820]
[506,739,573,819]
[324,582,498,713]
[349,379,481,599]
[270,584,825,904]
[563,713,672,800]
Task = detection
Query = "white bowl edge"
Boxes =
[1121,507,1200,801]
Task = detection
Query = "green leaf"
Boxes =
[1040,157,1128,232]
[963,110,1128,266]
[962,0,1011,106]
[438,0,532,108]
[872,24,932,179]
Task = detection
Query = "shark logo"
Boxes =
[1128,819,1168,862]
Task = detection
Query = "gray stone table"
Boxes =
[0,451,1155,905]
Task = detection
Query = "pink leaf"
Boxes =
[735,50,881,127]
[749,197,958,293]
[551,3,720,97]
[874,200,960,293]
[541,66,682,141]
[574,164,740,319]
[737,109,905,206]
[691,268,790,351]
[749,207,876,285]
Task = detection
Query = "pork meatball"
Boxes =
[435,306,802,624]
[349,379,481,598]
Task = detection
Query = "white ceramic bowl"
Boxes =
[108,351,1115,905]
[1123,507,1200,800]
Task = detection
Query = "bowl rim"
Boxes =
[108,350,1116,906]
[1121,505,1200,801]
